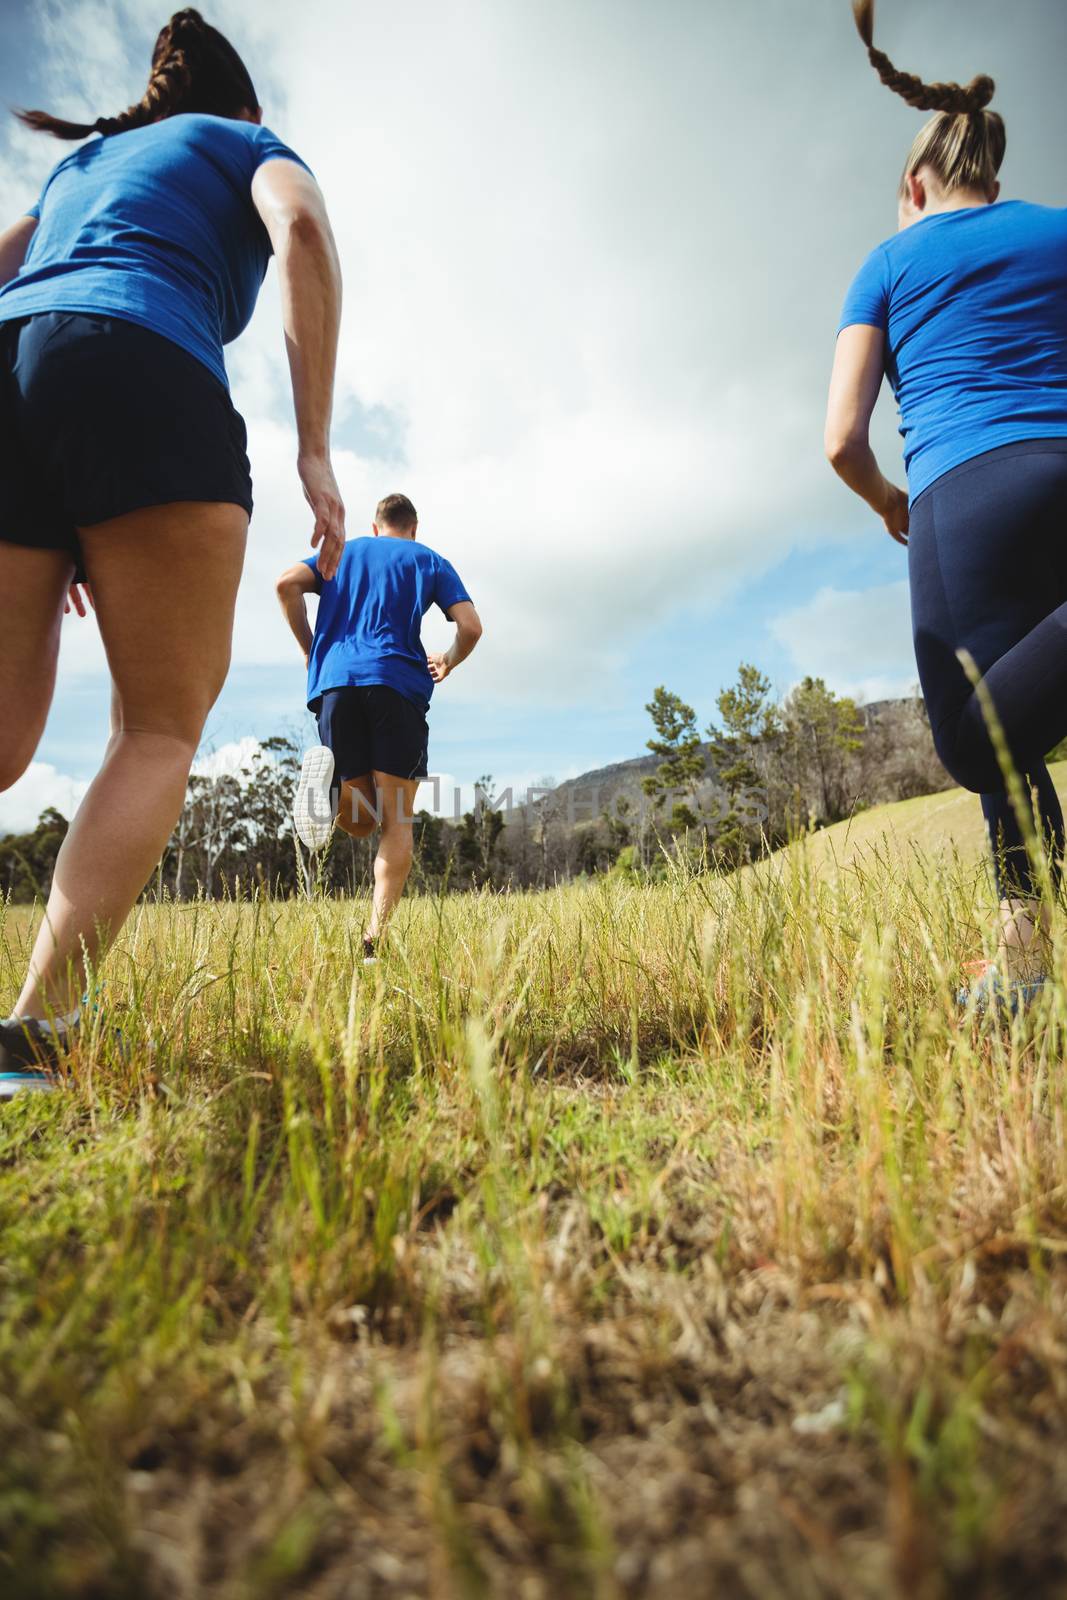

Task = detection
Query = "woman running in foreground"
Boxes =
[0,8,343,1093]
[826,0,1067,1007]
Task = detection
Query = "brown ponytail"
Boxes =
[851,0,1006,194]
[852,0,994,114]
[14,9,259,141]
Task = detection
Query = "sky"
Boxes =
[2,0,1067,829]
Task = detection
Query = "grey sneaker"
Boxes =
[293,745,336,850]
[0,1014,76,1099]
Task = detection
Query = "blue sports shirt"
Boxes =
[303,537,473,713]
[838,200,1067,502]
[0,114,309,388]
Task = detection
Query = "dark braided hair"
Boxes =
[15,9,259,141]
[851,0,1005,194]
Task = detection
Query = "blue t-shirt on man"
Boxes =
[303,536,472,713]
[0,114,309,388]
[838,200,1067,502]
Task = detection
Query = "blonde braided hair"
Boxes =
[852,0,1005,194]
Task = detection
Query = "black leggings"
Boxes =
[909,440,1067,900]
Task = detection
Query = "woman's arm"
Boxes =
[251,160,346,579]
[825,324,909,547]
[0,216,37,290]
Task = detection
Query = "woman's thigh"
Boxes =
[0,543,74,787]
[909,445,1067,733]
[79,501,248,745]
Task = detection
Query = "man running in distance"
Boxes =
[276,493,482,961]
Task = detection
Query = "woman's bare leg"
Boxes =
[998,897,1052,983]
[0,545,74,794]
[15,503,247,1017]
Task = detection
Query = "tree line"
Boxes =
[520,667,953,882]
[0,737,510,904]
[0,665,955,903]
[632,666,949,871]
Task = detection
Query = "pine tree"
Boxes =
[781,676,865,825]
[707,662,777,864]
[642,686,706,833]
[459,774,505,884]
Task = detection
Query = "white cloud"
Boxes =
[7,0,1067,740]
[0,762,89,835]
[223,0,834,705]
[769,580,919,703]
[89,0,843,711]
[192,736,267,778]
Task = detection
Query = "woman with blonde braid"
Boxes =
[0,9,344,1092]
[826,0,1067,1007]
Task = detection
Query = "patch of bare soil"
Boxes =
[118,1258,1067,1600]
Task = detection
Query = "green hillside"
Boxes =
[801,758,1067,871]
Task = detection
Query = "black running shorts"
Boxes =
[0,311,253,575]
[314,685,430,782]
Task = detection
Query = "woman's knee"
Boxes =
[930,718,1002,794]
[112,706,211,753]
[112,667,228,751]
[939,751,998,794]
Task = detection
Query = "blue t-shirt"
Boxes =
[0,114,309,388]
[838,200,1067,501]
[304,536,472,712]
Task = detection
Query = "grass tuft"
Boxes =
[2,830,1067,1595]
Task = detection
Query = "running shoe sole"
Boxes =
[0,1070,56,1099]
[293,745,336,850]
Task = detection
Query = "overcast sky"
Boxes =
[2,0,1067,829]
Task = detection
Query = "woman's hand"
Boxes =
[299,452,345,580]
[64,582,94,617]
[879,481,910,547]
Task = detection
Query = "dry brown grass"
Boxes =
[1,835,1066,1597]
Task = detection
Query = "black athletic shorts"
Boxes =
[314,685,429,782]
[0,311,253,577]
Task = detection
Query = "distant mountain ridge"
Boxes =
[539,697,920,818]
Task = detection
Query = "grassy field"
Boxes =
[2,801,1067,1598]
[811,760,1067,870]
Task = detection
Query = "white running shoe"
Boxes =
[293,745,336,850]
